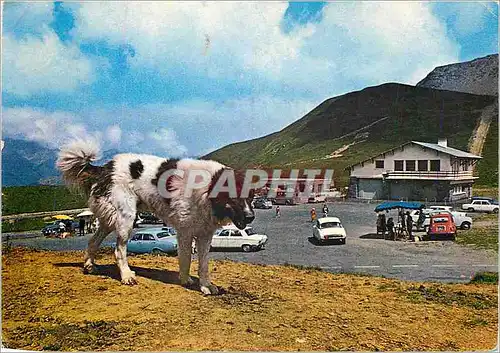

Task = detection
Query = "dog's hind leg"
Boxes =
[196,234,218,295]
[114,194,138,285]
[176,229,194,288]
[83,223,111,274]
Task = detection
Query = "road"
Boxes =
[4,202,497,283]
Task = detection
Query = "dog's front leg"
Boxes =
[115,213,137,285]
[177,230,194,287]
[196,235,218,295]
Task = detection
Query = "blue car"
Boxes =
[127,227,178,255]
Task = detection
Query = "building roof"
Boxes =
[346,140,481,170]
[411,141,482,159]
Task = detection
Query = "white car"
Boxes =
[462,200,499,213]
[210,225,268,252]
[410,209,473,230]
[313,217,347,244]
[428,205,453,212]
[308,193,327,203]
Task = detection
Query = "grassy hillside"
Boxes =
[206,83,497,186]
[2,186,86,215]
[476,115,499,187]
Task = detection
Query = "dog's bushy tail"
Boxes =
[57,139,102,192]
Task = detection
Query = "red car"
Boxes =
[427,213,457,240]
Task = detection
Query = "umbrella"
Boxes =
[77,210,94,217]
[374,201,424,212]
[53,215,73,220]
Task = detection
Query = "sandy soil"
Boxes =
[2,248,498,351]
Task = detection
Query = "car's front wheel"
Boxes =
[461,222,471,230]
[151,248,163,256]
[242,244,252,252]
[468,207,474,212]
[493,208,499,214]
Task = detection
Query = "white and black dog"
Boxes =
[57,140,255,295]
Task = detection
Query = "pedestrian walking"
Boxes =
[275,205,281,218]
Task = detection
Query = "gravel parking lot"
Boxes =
[5,201,497,283]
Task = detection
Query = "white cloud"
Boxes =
[2,107,98,148]
[106,125,122,145]
[3,30,96,96]
[72,2,459,95]
[2,2,54,36]
[148,128,188,157]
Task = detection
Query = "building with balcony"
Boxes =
[346,139,481,202]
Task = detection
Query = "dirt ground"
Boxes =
[2,248,498,351]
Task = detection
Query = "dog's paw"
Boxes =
[200,284,219,295]
[83,263,98,275]
[181,277,195,288]
[121,271,137,285]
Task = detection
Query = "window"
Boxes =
[418,160,428,171]
[131,234,142,241]
[143,234,155,241]
[405,160,416,171]
[231,230,242,237]
[156,232,171,239]
[394,160,404,171]
[375,160,384,169]
[245,227,256,235]
[218,230,230,237]
[430,160,440,171]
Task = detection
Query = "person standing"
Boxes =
[386,217,395,240]
[322,203,329,217]
[275,205,281,218]
[79,218,86,236]
[406,211,414,241]
[310,207,317,222]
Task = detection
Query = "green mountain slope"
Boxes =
[205,83,497,185]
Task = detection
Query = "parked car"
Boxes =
[427,213,457,240]
[411,209,472,230]
[42,222,62,237]
[138,212,163,224]
[312,217,346,244]
[471,197,499,204]
[210,225,268,252]
[308,193,327,203]
[462,200,499,213]
[253,197,273,209]
[428,205,453,212]
[127,227,178,255]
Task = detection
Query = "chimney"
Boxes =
[438,138,447,147]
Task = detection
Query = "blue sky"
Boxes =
[2,1,498,157]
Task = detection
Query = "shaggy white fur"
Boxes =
[57,141,255,295]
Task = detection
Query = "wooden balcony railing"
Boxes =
[384,170,475,180]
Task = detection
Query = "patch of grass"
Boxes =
[470,272,498,285]
[283,262,323,272]
[464,317,489,328]
[403,284,496,310]
[476,117,498,187]
[2,218,47,233]
[473,187,499,199]
[6,320,122,351]
[2,186,86,215]
[456,226,498,252]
